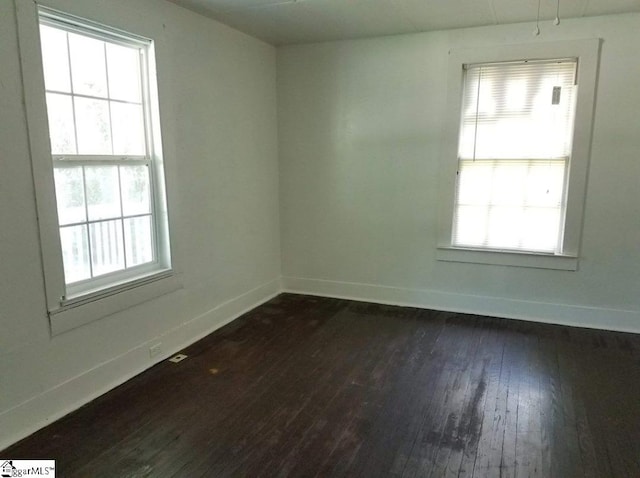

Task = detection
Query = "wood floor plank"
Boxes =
[471,321,510,478]
[456,318,503,478]
[400,317,483,478]
[514,332,543,478]
[165,306,361,477]
[429,317,488,477]
[3,294,640,477]
[348,310,448,478]
[240,312,399,477]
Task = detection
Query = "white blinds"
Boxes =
[453,59,578,253]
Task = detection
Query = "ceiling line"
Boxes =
[581,0,591,17]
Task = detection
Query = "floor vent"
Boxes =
[168,354,188,363]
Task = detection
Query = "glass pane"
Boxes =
[46,93,76,154]
[111,102,146,155]
[68,32,107,97]
[524,162,565,208]
[106,43,142,102]
[39,25,71,93]
[120,165,151,216]
[60,225,91,283]
[90,219,124,276]
[124,215,153,266]
[521,208,561,253]
[487,206,524,249]
[85,166,121,220]
[74,97,112,154]
[454,205,488,248]
[54,167,86,225]
[456,161,492,206]
[490,162,527,206]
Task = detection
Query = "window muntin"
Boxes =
[452,59,578,254]
[38,12,169,298]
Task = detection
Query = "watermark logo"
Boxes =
[1,462,16,478]
[0,460,55,477]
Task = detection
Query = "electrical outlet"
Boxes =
[168,353,188,363]
[149,343,163,358]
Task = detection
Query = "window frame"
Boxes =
[16,2,179,334]
[436,39,601,271]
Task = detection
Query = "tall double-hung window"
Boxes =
[39,10,170,297]
[454,59,577,253]
[17,5,175,332]
[438,41,599,270]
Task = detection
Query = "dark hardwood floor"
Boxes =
[4,293,640,477]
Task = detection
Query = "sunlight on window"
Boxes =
[453,60,577,254]
[454,160,564,252]
[505,79,527,111]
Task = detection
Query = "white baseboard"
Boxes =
[3,274,637,451]
[0,278,280,452]
[281,276,640,335]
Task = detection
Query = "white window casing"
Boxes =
[437,39,601,271]
[16,2,180,334]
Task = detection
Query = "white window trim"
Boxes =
[436,39,601,271]
[15,1,180,334]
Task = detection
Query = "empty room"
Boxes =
[1,0,639,476]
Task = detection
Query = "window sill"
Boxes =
[49,270,182,335]
[436,246,578,271]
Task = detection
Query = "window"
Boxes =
[437,40,600,270]
[15,4,177,333]
[454,59,577,253]
[38,9,171,298]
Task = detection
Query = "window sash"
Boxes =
[452,158,568,253]
[53,155,149,165]
[45,89,144,106]
[53,160,158,290]
[39,7,151,48]
[459,59,578,162]
[40,24,151,157]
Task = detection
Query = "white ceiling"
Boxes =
[167,0,640,45]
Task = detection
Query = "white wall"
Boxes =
[1,0,280,449]
[278,14,640,332]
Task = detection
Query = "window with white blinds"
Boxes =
[453,59,578,254]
